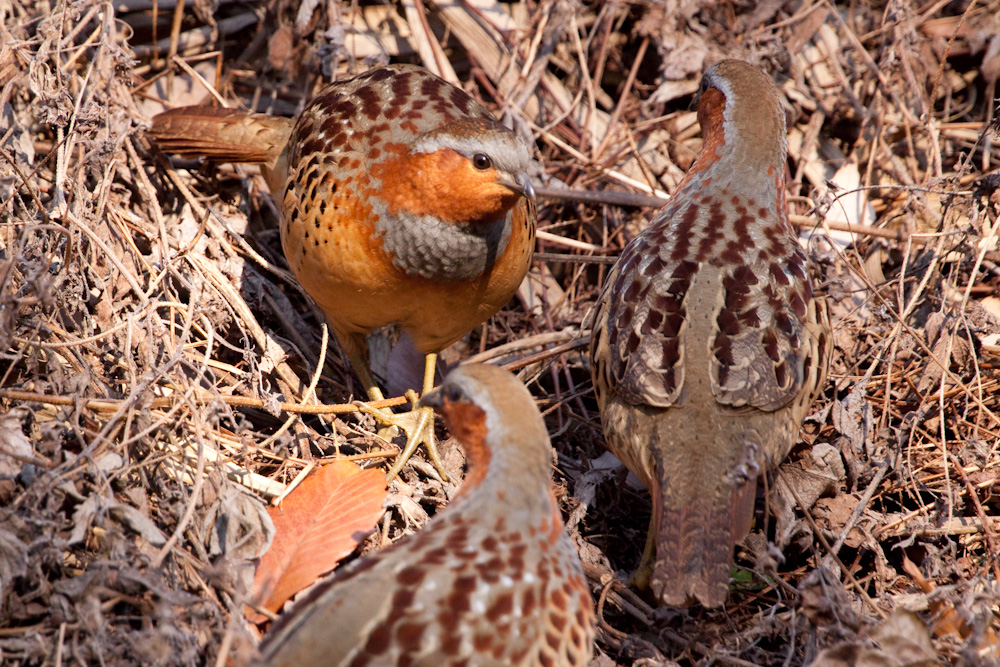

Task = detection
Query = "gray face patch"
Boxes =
[413,119,532,181]
[374,207,513,281]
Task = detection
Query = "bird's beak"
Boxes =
[418,387,444,411]
[519,175,536,202]
[502,174,536,203]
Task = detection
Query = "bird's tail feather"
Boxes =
[148,106,292,166]
[649,462,756,608]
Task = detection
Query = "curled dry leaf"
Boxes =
[250,459,387,619]
[902,556,1000,659]
[809,610,937,667]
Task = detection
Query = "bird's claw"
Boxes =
[359,398,448,482]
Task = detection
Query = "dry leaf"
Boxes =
[824,160,875,233]
[0,409,32,479]
[0,527,28,600]
[798,567,860,632]
[773,443,846,547]
[809,610,936,667]
[902,556,1000,658]
[251,460,387,618]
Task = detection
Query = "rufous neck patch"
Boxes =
[691,88,727,174]
[439,399,491,498]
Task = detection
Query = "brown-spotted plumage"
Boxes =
[150,66,536,480]
[254,364,596,667]
[589,60,831,608]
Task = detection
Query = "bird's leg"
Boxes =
[352,351,447,482]
[350,356,394,421]
[630,512,656,591]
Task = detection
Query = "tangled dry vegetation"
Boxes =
[2,0,999,664]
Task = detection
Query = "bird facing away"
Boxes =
[589,60,831,608]
[254,363,596,667]
[149,65,537,480]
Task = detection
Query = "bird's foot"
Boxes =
[358,390,448,482]
[629,554,654,591]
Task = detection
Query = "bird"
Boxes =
[148,65,537,480]
[588,60,831,608]
[253,363,596,667]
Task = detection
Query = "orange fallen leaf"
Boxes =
[902,555,1000,656]
[250,459,386,620]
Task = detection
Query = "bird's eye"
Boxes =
[472,153,492,170]
[445,384,465,402]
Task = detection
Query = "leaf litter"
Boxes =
[1,0,999,665]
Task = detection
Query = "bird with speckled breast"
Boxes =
[149,65,536,480]
[253,364,596,667]
[589,60,831,607]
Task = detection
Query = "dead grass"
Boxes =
[1,0,999,665]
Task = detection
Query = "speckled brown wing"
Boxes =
[257,503,592,667]
[591,177,816,415]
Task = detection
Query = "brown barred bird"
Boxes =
[149,65,536,480]
[589,60,831,607]
[254,364,595,666]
